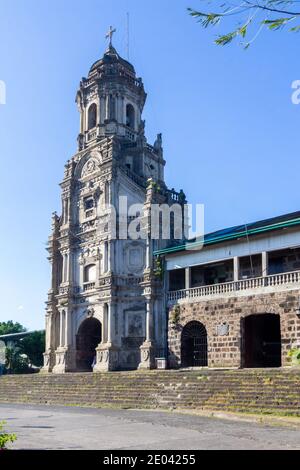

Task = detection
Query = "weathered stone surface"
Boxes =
[168,289,300,368]
[1,370,300,416]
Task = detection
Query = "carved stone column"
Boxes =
[52,308,76,373]
[139,298,155,369]
[94,303,119,372]
[41,310,56,373]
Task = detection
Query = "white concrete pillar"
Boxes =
[114,94,117,120]
[59,311,64,347]
[145,234,150,269]
[262,251,268,277]
[66,198,70,224]
[78,103,83,133]
[117,95,122,123]
[103,242,108,273]
[96,98,100,126]
[107,304,114,344]
[105,95,109,120]
[62,254,66,283]
[185,267,191,289]
[45,314,51,350]
[66,252,70,282]
[100,96,105,124]
[102,304,108,343]
[233,257,240,282]
[121,97,125,124]
[65,254,68,282]
[145,300,153,342]
[65,309,70,347]
[84,106,88,132]
[154,300,159,343]
[63,199,67,224]
[109,241,114,272]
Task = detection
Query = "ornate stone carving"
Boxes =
[86,307,95,318]
[82,158,98,177]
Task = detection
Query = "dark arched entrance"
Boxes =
[243,314,281,368]
[76,318,102,371]
[181,321,208,367]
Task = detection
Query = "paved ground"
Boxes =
[1,404,300,450]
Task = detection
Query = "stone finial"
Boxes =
[77,133,84,151]
[154,133,163,154]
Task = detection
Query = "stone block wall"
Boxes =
[168,288,300,368]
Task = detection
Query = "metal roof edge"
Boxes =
[153,217,300,257]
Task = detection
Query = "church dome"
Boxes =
[89,44,135,76]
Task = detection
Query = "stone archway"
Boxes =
[243,314,281,368]
[76,318,102,371]
[181,321,208,367]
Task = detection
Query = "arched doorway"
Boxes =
[76,318,102,371]
[243,314,281,368]
[181,321,208,367]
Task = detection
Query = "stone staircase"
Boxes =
[0,369,300,416]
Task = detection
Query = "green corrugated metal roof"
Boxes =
[154,210,300,256]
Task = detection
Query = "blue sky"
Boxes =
[0,0,299,330]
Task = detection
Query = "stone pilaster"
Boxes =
[139,298,156,369]
[93,343,119,372]
[52,347,76,374]
[41,348,55,373]
[138,340,156,370]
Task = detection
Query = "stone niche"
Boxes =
[119,308,146,369]
[123,242,145,275]
[126,310,145,338]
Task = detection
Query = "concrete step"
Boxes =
[1,369,300,416]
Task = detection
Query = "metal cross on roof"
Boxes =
[106,26,116,46]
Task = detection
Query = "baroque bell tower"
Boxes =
[43,29,186,373]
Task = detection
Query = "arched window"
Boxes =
[126,104,135,129]
[84,264,96,283]
[88,103,97,130]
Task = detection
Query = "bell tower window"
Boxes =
[84,264,96,283]
[88,103,97,130]
[84,196,95,218]
[126,104,135,130]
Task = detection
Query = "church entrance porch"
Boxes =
[181,321,208,367]
[76,318,102,371]
[243,314,282,368]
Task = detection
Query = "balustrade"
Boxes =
[167,270,300,303]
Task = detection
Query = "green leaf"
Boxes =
[239,24,248,38]
[215,30,238,45]
[262,17,295,30]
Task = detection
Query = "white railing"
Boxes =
[86,129,97,141]
[167,270,300,302]
[83,282,96,292]
[115,276,144,287]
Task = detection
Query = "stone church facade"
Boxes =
[43,37,185,373]
[43,33,300,374]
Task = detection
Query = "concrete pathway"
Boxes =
[1,404,300,450]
